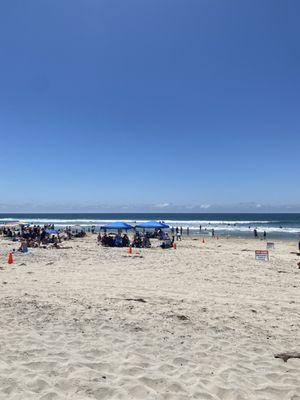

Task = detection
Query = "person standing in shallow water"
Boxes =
[254,229,258,238]
[263,231,267,240]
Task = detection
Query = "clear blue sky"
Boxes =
[0,0,299,210]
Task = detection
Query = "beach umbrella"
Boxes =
[135,221,170,229]
[101,222,133,230]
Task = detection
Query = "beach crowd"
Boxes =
[0,224,85,252]
[98,229,174,249]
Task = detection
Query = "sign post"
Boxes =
[266,242,275,250]
[255,250,269,261]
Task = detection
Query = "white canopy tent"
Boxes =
[70,225,85,234]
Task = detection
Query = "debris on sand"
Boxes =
[177,315,189,321]
[274,352,300,362]
[124,298,147,303]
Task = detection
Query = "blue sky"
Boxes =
[0,0,299,211]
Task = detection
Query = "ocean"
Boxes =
[0,213,300,239]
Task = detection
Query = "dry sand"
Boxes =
[0,235,299,400]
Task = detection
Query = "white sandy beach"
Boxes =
[0,235,299,400]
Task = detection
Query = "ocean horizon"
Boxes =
[1,213,300,239]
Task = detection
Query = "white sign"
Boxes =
[266,242,275,250]
[255,250,269,261]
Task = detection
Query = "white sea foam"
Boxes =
[162,220,273,225]
[0,218,274,225]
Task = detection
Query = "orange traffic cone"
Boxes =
[128,246,132,254]
[7,252,14,264]
[173,243,177,250]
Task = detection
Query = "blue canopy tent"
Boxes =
[101,221,133,230]
[46,229,59,235]
[135,221,169,229]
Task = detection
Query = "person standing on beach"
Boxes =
[187,227,190,236]
[263,231,267,240]
[254,229,258,238]
[180,226,183,236]
[212,228,215,237]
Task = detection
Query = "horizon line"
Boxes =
[1,211,300,215]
